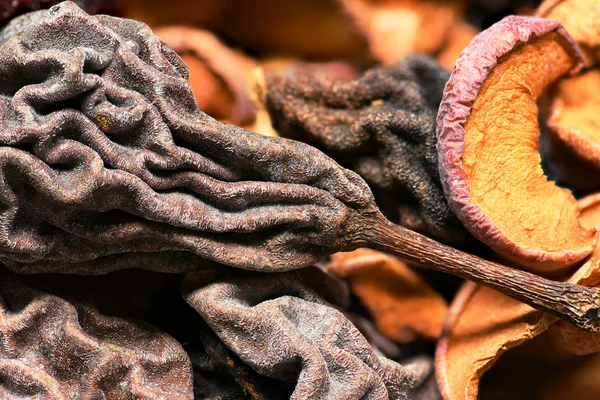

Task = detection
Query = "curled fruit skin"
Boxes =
[437,15,596,271]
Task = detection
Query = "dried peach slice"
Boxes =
[435,193,600,400]
[537,0,600,67]
[437,15,597,272]
[543,70,600,192]
[326,248,448,343]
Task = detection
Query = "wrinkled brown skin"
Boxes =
[262,55,470,244]
[0,2,379,274]
[183,267,441,400]
[154,26,256,126]
[0,276,192,399]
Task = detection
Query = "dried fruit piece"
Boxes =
[120,0,371,62]
[155,26,256,126]
[327,249,448,343]
[436,21,478,70]
[262,55,469,243]
[182,267,440,399]
[0,3,379,274]
[437,15,597,271]
[536,0,600,67]
[2,4,600,331]
[479,327,600,400]
[542,69,600,193]
[341,0,464,64]
[0,276,192,399]
[436,192,600,399]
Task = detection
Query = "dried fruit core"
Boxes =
[462,33,595,255]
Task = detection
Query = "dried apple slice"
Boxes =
[437,15,597,272]
[436,193,600,400]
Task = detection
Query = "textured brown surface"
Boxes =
[262,55,468,244]
[183,267,442,399]
[0,2,379,274]
[0,275,192,399]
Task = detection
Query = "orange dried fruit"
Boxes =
[342,0,464,65]
[543,69,600,193]
[436,193,600,400]
[437,15,597,272]
[435,21,478,71]
[326,248,448,343]
[537,0,600,67]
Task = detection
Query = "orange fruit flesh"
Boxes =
[462,32,595,257]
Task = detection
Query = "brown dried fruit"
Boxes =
[536,0,600,67]
[327,248,448,343]
[436,192,600,400]
[479,330,600,400]
[262,55,469,243]
[154,26,256,126]
[182,266,440,399]
[0,3,378,274]
[2,3,599,331]
[437,15,597,272]
[0,275,192,399]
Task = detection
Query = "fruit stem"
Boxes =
[366,215,600,332]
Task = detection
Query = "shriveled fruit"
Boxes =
[2,3,600,332]
[437,15,597,272]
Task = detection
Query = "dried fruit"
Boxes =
[154,26,256,126]
[543,70,600,193]
[341,0,465,65]
[536,0,600,67]
[182,266,440,399]
[436,21,478,70]
[436,192,600,400]
[0,275,192,399]
[327,248,448,343]
[262,55,469,243]
[1,3,599,331]
[120,0,371,62]
[437,15,597,272]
